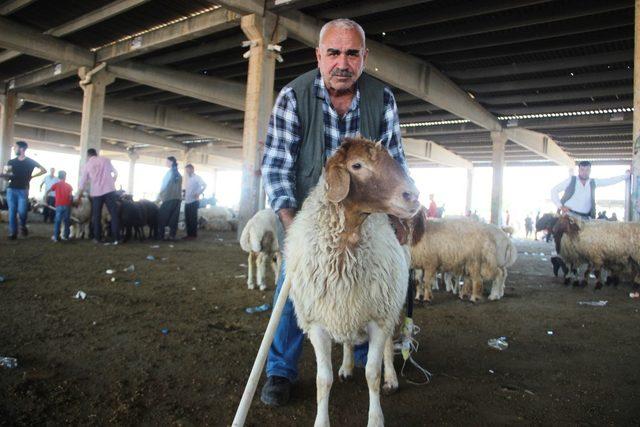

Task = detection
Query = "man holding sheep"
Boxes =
[551,161,630,219]
[260,18,409,406]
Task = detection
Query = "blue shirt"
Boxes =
[43,175,59,197]
[261,71,407,211]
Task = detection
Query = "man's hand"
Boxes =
[278,208,296,232]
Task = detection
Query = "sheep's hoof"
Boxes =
[258,284,267,291]
[338,371,353,382]
[247,282,255,290]
[367,412,384,427]
[594,282,603,290]
[571,280,580,287]
[382,380,398,395]
[579,280,588,288]
[563,277,571,286]
[488,294,500,301]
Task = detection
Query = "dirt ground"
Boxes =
[1,219,639,426]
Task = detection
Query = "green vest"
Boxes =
[560,176,596,218]
[287,69,386,209]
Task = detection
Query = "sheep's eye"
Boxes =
[351,163,362,170]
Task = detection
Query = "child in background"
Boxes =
[49,171,73,242]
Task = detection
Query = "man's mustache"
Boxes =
[331,69,353,77]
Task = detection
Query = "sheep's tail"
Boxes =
[239,224,252,252]
[505,241,518,266]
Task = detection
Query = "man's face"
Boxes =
[14,144,24,156]
[50,168,55,176]
[316,26,367,92]
[578,165,591,180]
[186,167,194,177]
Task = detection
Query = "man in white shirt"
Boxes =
[551,160,630,219]
[182,164,206,240]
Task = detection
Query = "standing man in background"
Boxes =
[551,161,630,219]
[77,148,120,244]
[1,141,46,240]
[427,193,438,218]
[182,164,206,240]
[40,167,58,223]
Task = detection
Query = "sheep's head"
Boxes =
[552,215,582,236]
[324,136,420,219]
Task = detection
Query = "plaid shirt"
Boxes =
[262,71,407,211]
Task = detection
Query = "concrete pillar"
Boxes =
[127,151,138,194]
[465,167,473,215]
[237,14,286,237]
[77,66,115,185]
[211,167,217,196]
[630,0,640,221]
[0,91,17,190]
[490,131,507,225]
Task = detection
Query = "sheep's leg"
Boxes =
[309,325,333,427]
[247,252,256,290]
[338,343,354,382]
[499,268,507,298]
[432,273,440,291]
[257,252,267,291]
[470,277,483,303]
[382,336,398,395]
[444,272,453,293]
[271,253,281,286]
[363,322,386,427]
[459,276,471,300]
[593,264,604,290]
[420,268,435,303]
[412,269,424,302]
[488,268,505,301]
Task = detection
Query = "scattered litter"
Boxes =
[92,321,97,326]
[105,269,115,274]
[589,273,596,279]
[578,300,608,307]
[161,328,169,336]
[630,292,640,299]
[134,280,141,287]
[541,257,548,261]
[0,275,5,283]
[169,244,174,248]
[213,305,219,310]
[217,238,224,241]
[489,369,495,374]
[123,265,135,273]
[540,252,545,256]
[239,263,247,268]
[161,257,168,261]
[547,330,554,336]
[150,245,160,249]
[0,357,18,369]
[110,277,116,282]
[74,291,87,300]
[235,274,246,279]
[103,242,112,246]
[524,252,528,255]
[487,337,508,351]
[524,389,536,396]
[146,255,156,261]
[245,303,271,314]
[191,287,196,291]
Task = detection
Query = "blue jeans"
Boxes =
[54,205,71,240]
[6,187,28,236]
[266,263,368,382]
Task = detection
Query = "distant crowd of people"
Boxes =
[1,140,210,243]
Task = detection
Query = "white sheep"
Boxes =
[485,223,518,300]
[239,208,281,291]
[70,196,91,239]
[553,215,640,288]
[198,206,236,231]
[285,137,420,427]
[409,212,503,303]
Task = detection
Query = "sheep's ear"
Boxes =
[325,163,350,203]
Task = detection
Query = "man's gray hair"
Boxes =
[318,18,366,49]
